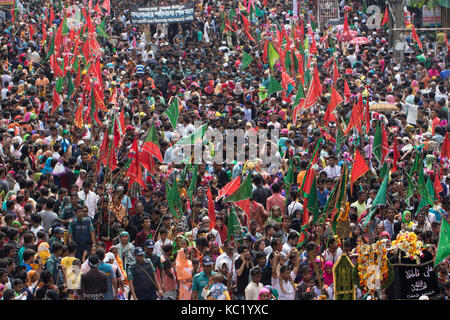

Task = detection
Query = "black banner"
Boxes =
[131,3,195,24]
[391,260,440,299]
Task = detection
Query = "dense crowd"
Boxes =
[0,0,449,301]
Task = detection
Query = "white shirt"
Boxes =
[282,242,294,257]
[215,252,239,272]
[154,238,172,256]
[245,281,264,300]
[77,190,99,219]
[272,272,296,300]
[405,103,419,125]
[321,248,343,264]
[323,164,341,179]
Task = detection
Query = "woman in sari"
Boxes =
[110,193,127,224]
[176,247,193,300]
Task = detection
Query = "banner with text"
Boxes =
[131,3,195,24]
[0,0,14,6]
[391,260,440,299]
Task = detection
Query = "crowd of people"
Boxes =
[0,0,449,301]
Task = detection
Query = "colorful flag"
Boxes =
[216,176,241,201]
[224,172,253,202]
[267,76,284,96]
[227,206,242,241]
[164,98,180,129]
[350,148,369,194]
[362,170,388,229]
[434,217,450,267]
[174,123,209,146]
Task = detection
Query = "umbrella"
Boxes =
[337,30,358,42]
[369,103,399,113]
[350,37,370,45]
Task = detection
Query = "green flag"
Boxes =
[268,41,279,70]
[43,33,55,62]
[426,177,437,203]
[362,170,389,229]
[96,19,110,39]
[166,180,182,219]
[293,81,305,107]
[225,172,253,202]
[164,98,180,129]
[55,76,64,93]
[242,51,253,70]
[373,121,383,165]
[179,163,189,188]
[267,76,283,96]
[307,176,320,224]
[405,151,421,206]
[229,8,237,20]
[284,49,292,72]
[67,72,75,97]
[227,206,242,241]
[283,158,294,191]
[331,165,349,233]
[434,218,450,266]
[187,164,198,202]
[174,123,209,146]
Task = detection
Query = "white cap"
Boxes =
[418,295,429,300]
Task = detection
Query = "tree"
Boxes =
[409,0,440,29]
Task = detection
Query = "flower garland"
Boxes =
[351,240,394,295]
[390,231,424,264]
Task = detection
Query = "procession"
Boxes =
[0,0,449,301]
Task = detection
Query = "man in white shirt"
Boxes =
[282,232,299,257]
[215,244,239,273]
[244,267,264,300]
[77,180,99,220]
[323,155,341,179]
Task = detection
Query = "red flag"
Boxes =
[102,0,111,16]
[51,88,62,114]
[281,70,295,90]
[29,24,35,38]
[324,85,343,125]
[411,25,423,51]
[127,138,145,188]
[216,176,241,201]
[302,64,322,110]
[345,96,364,135]
[365,97,371,134]
[343,11,349,34]
[344,79,351,103]
[206,187,216,230]
[350,149,369,193]
[392,136,400,173]
[236,199,251,224]
[309,33,318,55]
[323,56,334,70]
[441,132,450,158]
[333,59,339,83]
[74,103,83,129]
[262,38,268,64]
[434,170,443,201]
[49,5,55,25]
[94,3,102,15]
[241,14,250,31]
[381,6,389,26]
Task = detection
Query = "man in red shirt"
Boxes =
[266,182,286,214]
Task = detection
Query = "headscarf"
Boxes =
[175,247,193,282]
[27,270,37,287]
[323,261,334,286]
[41,157,53,175]
[258,287,271,300]
[402,210,414,229]
[104,251,124,280]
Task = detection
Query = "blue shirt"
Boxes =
[98,262,116,300]
[317,189,330,207]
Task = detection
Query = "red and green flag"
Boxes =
[224,172,253,202]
